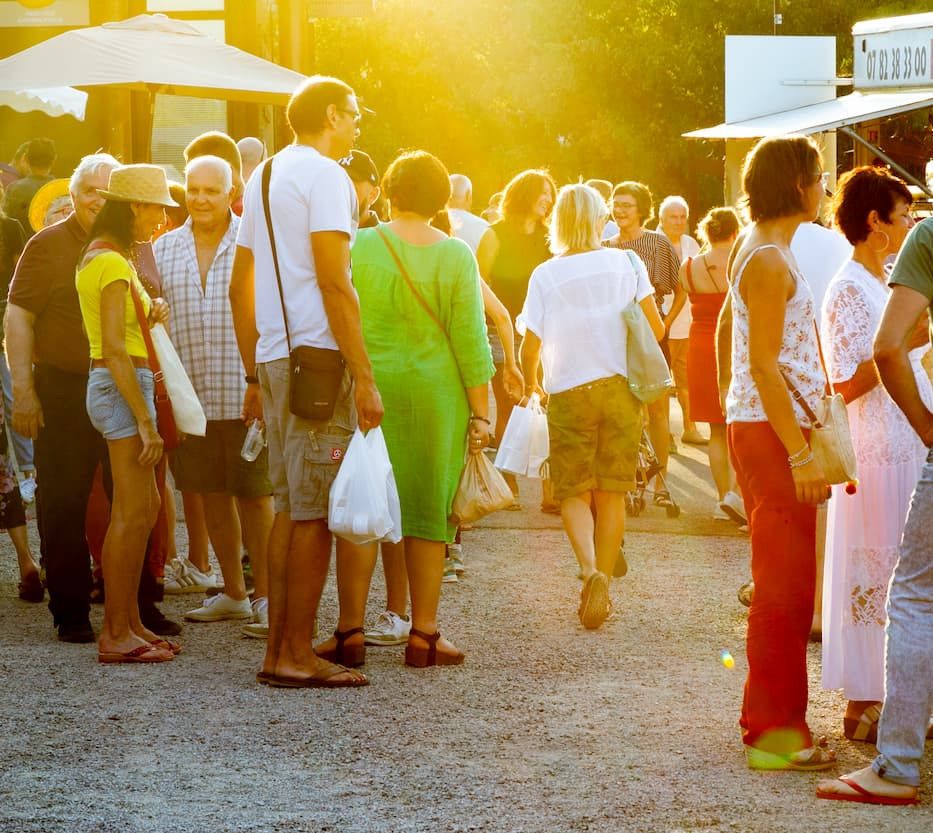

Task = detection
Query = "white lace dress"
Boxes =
[820,259,932,700]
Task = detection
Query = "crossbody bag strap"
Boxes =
[127,278,163,381]
[375,225,449,341]
[261,157,292,355]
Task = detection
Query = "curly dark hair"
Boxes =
[832,166,913,245]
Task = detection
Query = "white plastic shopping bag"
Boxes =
[150,323,207,437]
[494,393,549,478]
[329,428,402,545]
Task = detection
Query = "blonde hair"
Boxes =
[548,184,607,255]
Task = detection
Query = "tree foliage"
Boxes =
[313,0,920,215]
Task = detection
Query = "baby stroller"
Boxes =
[625,427,680,518]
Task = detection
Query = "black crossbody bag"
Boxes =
[261,158,345,421]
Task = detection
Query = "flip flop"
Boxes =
[266,661,369,688]
[98,644,174,664]
[150,639,182,655]
[816,776,919,806]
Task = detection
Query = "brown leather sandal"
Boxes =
[843,703,882,744]
[315,627,366,668]
[404,628,464,668]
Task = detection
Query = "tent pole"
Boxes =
[838,125,933,198]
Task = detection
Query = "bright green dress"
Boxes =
[352,225,495,542]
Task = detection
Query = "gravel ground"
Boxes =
[0,439,930,833]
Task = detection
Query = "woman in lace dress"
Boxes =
[820,166,927,744]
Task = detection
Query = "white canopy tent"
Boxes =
[0,87,88,120]
[684,89,933,140]
[0,13,305,105]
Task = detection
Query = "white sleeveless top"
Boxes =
[726,244,824,426]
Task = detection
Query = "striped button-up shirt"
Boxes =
[154,214,243,422]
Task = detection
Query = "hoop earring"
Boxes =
[868,228,890,254]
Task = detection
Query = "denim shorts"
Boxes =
[86,367,156,441]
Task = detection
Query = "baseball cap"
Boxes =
[339,150,379,186]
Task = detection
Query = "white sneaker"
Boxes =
[442,558,458,583]
[163,558,217,595]
[19,475,37,505]
[712,505,731,521]
[719,491,748,525]
[448,543,465,576]
[240,597,268,639]
[184,592,252,622]
[364,610,411,646]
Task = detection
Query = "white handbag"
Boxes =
[150,323,207,437]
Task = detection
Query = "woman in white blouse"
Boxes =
[518,184,662,631]
[819,166,927,745]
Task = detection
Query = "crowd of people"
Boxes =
[1,75,931,803]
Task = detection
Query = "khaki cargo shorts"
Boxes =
[258,358,355,521]
[546,374,641,502]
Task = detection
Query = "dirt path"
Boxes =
[0,442,929,832]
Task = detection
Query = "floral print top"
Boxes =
[726,244,824,426]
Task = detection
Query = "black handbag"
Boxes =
[261,159,345,422]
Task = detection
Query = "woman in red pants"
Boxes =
[720,135,834,771]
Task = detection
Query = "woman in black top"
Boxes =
[477,169,556,500]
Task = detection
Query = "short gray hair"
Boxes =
[659,195,689,217]
[185,154,233,192]
[548,184,607,255]
[69,153,120,193]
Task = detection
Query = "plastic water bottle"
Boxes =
[241,420,265,462]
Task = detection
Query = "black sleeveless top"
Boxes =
[488,220,550,321]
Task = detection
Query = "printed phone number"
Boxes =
[865,43,931,83]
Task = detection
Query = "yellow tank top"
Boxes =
[75,250,151,361]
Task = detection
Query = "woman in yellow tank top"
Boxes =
[75,164,176,665]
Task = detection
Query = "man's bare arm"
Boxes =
[229,245,263,423]
[4,303,42,439]
[874,285,933,444]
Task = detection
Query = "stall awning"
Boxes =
[684,89,933,139]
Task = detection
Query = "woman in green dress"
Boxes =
[353,150,494,666]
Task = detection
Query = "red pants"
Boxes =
[729,422,816,753]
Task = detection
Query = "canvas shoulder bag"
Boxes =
[261,158,345,422]
[620,249,673,403]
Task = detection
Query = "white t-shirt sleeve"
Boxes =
[307,165,355,236]
[236,174,258,250]
[516,265,546,337]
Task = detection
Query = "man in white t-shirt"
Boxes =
[230,75,383,689]
[659,195,703,445]
[447,174,489,254]
[790,221,853,317]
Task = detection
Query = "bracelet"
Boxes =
[244,375,259,385]
[469,415,490,425]
[787,444,810,464]
[788,452,813,469]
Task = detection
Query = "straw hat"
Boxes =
[97,164,179,207]
[28,178,71,232]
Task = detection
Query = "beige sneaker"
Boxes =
[241,597,268,639]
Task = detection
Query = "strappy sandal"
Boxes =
[746,736,836,771]
[315,627,366,668]
[404,628,464,668]
[843,703,882,744]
